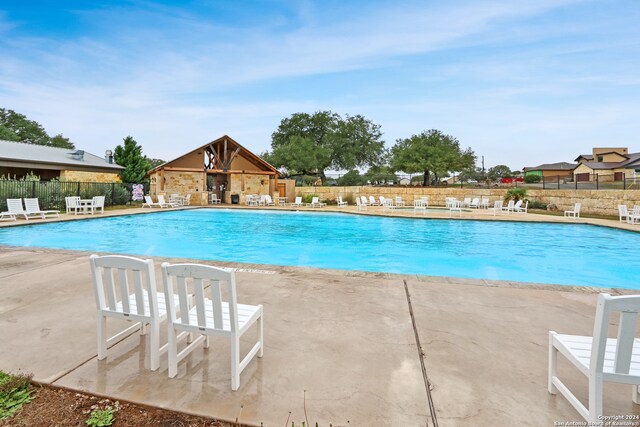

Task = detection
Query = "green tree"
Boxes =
[0,108,75,148]
[390,129,475,185]
[113,136,151,183]
[487,165,514,181]
[266,111,385,182]
[144,156,165,169]
[363,165,397,185]
[337,170,365,186]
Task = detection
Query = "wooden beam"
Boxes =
[163,167,203,172]
[206,169,276,175]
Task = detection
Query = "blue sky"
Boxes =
[1,0,639,171]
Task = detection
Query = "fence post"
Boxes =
[111,183,115,206]
[624,173,626,190]
[31,181,36,198]
[76,182,81,196]
[596,173,599,190]
[557,175,560,190]
[575,175,577,190]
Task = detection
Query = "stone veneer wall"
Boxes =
[60,170,121,183]
[228,173,270,204]
[153,171,206,205]
[295,186,640,216]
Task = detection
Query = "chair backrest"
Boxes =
[481,197,489,203]
[514,200,523,209]
[89,254,159,318]
[311,197,319,203]
[383,198,394,207]
[574,203,582,212]
[162,263,239,333]
[414,200,426,208]
[158,195,168,204]
[395,196,402,203]
[493,200,503,209]
[294,196,302,204]
[265,195,273,203]
[369,196,376,204]
[379,196,385,203]
[92,196,105,208]
[6,199,24,214]
[463,197,471,204]
[421,196,429,201]
[66,196,80,208]
[471,198,479,205]
[210,193,219,201]
[185,194,191,202]
[360,196,367,204]
[144,195,154,204]
[356,197,361,206]
[24,198,41,213]
[591,293,640,376]
[506,200,515,208]
[619,205,628,216]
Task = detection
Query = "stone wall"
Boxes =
[150,170,206,205]
[228,173,271,204]
[60,170,121,183]
[295,186,640,216]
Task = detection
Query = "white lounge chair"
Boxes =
[356,196,367,211]
[337,196,348,207]
[183,194,191,206]
[264,195,275,206]
[462,197,472,208]
[158,195,178,208]
[24,198,60,218]
[0,209,15,221]
[480,197,490,209]
[382,198,395,211]
[564,202,581,218]
[369,196,379,206]
[161,262,264,391]
[89,254,177,371]
[487,200,503,216]
[469,197,480,208]
[549,293,640,423]
[628,206,640,225]
[514,200,528,214]
[290,197,303,207]
[502,199,515,214]
[64,196,81,215]
[92,196,105,214]
[414,199,427,215]
[449,199,462,217]
[445,197,457,208]
[418,196,429,207]
[395,196,405,207]
[6,198,42,220]
[142,196,161,208]
[378,196,385,206]
[308,197,325,208]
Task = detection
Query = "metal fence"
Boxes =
[0,180,149,212]
[520,173,640,190]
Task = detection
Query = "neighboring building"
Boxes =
[0,139,123,182]
[572,147,640,182]
[148,135,282,206]
[523,162,577,178]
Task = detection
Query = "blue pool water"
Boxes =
[0,209,638,289]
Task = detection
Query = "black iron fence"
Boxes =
[0,180,149,212]
[521,173,640,190]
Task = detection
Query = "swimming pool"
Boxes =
[0,209,638,289]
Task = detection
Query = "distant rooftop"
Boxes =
[523,162,577,171]
[0,140,123,170]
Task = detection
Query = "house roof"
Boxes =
[0,139,123,170]
[574,154,593,161]
[523,162,577,171]
[575,152,640,170]
[149,135,277,174]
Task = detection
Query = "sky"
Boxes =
[1,0,639,171]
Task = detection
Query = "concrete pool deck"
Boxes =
[1,206,639,425]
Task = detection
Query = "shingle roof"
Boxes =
[574,154,594,161]
[0,140,123,170]
[576,153,640,170]
[523,162,577,171]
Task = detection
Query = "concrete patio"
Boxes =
[2,241,640,426]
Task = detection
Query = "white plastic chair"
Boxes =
[158,195,178,208]
[290,197,303,207]
[92,196,105,214]
[564,203,581,218]
[337,196,348,207]
[65,196,82,214]
[413,199,427,215]
[619,205,630,223]
[480,197,490,209]
[487,200,503,216]
[629,206,640,225]
[89,255,175,371]
[449,200,462,217]
[142,196,160,208]
[308,197,325,208]
[549,293,640,422]
[183,194,191,206]
[462,197,471,207]
[6,198,40,220]
[209,193,221,204]
[502,199,515,214]
[356,196,367,211]
[514,200,528,214]
[24,198,59,218]
[161,263,264,391]
[368,196,379,206]
[264,195,275,206]
[469,197,480,208]
[395,196,405,207]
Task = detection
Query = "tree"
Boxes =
[266,111,386,182]
[390,129,475,185]
[0,108,75,148]
[337,170,365,186]
[113,136,151,183]
[144,156,165,169]
[363,165,397,185]
[487,165,514,181]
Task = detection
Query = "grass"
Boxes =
[0,372,32,420]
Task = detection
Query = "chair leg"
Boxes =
[588,374,604,423]
[149,321,160,371]
[231,335,240,391]
[633,385,640,404]
[548,331,557,394]
[258,314,264,358]
[168,326,178,378]
[97,315,107,360]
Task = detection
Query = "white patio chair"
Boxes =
[382,198,396,211]
[480,197,490,209]
[360,196,369,208]
[24,198,60,218]
[142,196,161,208]
[89,255,176,371]
[183,194,191,206]
[445,197,457,208]
[209,193,221,204]
[65,196,82,215]
[161,262,264,391]
[395,196,405,207]
[356,196,367,211]
[469,197,480,208]
[0,209,16,221]
[449,199,462,217]
[418,196,429,207]
[378,196,385,206]
[337,196,348,207]
[308,197,325,208]
[169,194,182,206]
[414,199,427,215]
[92,196,105,214]
[487,200,503,216]
[564,203,581,218]
[514,200,528,214]
[264,195,275,206]
[619,205,630,223]
[462,197,472,207]
[158,195,178,208]
[290,197,303,207]
[549,293,640,423]
[629,206,640,225]
[502,199,515,214]
[368,196,379,206]
[6,198,42,220]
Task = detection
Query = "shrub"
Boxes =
[528,200,547,210]
[86,407,116,427]
[301,194,316,204]
[504,188,528,202]
[524,175,541,183]
[0,371,33,420]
